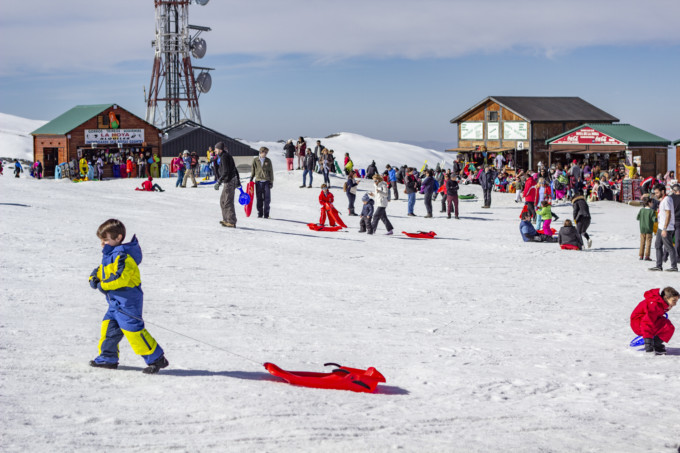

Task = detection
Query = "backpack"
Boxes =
[190,155,198,167]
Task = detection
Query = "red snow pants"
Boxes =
[631,317,675,343]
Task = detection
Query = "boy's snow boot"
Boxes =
[143,355,169,374]
[653,336,667,355]
[644,338,655,353]
[89,360,118,370]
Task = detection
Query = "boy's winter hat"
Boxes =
[362,194,370,202]
[215,142,225,151]
[183,150,189,155]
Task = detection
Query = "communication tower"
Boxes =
[145,0,213,129]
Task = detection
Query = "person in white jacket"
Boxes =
[368,174,394,235]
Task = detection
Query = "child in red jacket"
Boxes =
[318,184,336,226]
[630,287,678,354]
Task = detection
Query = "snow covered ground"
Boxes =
[1,166,679,453]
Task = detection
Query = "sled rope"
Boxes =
[116,307,263,366]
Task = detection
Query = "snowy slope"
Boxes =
[241,132,454,172]
[0,112,47,161]
[1,171,679,452]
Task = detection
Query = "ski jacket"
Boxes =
[523,177,538,202]
[405,175,418,194]
[630,289,672,339]
[90,236,144,311]
[446,179,459,196]
[250,157,274,183]
[297,142,306,156]
[360,199,375,217]
[345,177,357,194]
[388,169,397,182]
[372,181,389,208]
[141,180,153,191]
[636,207,657,234]
[365,163,378,179]
[479,169,497,190]
[519,220,538,242]
[319,190,334,205]
[420,176,436,194]
[558,226,583,249]
[284,142,296,158]
[536,205,553,221]
[303,153,317,171]
[572,196,591,221]
[217,151,240,185]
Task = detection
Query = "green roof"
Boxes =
[673,139,680,145]
[31,104,113,135]
[546,123,671,146]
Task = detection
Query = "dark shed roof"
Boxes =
[450,96,619,123]
[673,139,680,146]
[161,121,258,158]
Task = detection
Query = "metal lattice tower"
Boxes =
[145,0,213,129]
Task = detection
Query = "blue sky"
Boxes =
[1,0,679,148]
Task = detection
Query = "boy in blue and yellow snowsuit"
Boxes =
[88,219,168,374]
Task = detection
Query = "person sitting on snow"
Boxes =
[318,184,336,227]
[630,287,678,355]
[519,211,555,242]
[136,176,164,192]
[557,219,583,250]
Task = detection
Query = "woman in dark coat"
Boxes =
[571,194,592,248]
[558,219,583,250]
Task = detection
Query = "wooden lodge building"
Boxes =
[674,139,680,176]
[546,123,671,178]
[31,104,162,178]
[448,96,619,170]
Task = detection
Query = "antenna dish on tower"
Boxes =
[196,72,212,93]
[191,38,207,59]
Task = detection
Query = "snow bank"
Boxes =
[0,112,47,161]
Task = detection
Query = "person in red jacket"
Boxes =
[136,176,164,192]
[522,173,539,220]
[318,184,336,226]
[630,287,678,354]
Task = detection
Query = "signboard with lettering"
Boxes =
[85,129,145,145]
[550,127,625,146]
[487,122,499,140]
[460,122,484,140]
[503,122,528,140]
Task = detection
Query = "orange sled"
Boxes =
[402,231,437,239]
[264,362,386,393]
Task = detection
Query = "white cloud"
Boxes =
[0,0,679,75]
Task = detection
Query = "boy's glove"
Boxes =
[644,338,654,353]
[89,268,100,289]
[214,182,221,191]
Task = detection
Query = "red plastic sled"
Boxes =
[264,362,386,393]
[402,231,437,239]
[308,223,343,232]
[325,203,347,228]
[560,244,580,250]
[245,181,255,217]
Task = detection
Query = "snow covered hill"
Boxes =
[241,132,454,172]
[0,112,454,171]
[0,112,47,161]
[1,167,679,452]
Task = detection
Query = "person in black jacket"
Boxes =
[359,193,374,234]
[214,142,241,227]
[445,173,460,219]
[405,168,418,216]
[479,165,498,208]
[365,161,378,180]
[283,139,295,171]
[571,194,592,248]
[558,219,583,250]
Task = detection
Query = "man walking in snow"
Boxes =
[214,142,241,228]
